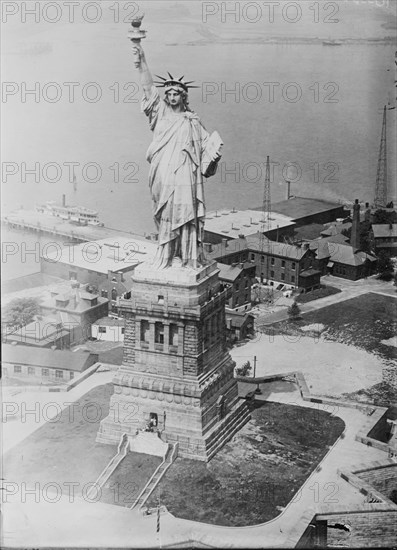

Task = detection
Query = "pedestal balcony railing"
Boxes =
[117,289,228,320]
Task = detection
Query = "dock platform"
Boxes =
[2,210,150,244]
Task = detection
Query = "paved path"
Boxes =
[2,276,394,547]
[254,275,396,327]
[2,387,388,548]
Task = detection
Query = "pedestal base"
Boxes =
[97,261,250,461]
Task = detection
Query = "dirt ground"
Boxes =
[232,293,396,402]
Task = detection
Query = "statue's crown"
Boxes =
[154,73,199,93]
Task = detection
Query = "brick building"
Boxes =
[371,224,397,255]
[217,262,256,312]
[40,283,109,344]
[225,311,254,342]
[310,240,377,280]
[206,235,321,292]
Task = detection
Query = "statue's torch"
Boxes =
[128,14,147,67]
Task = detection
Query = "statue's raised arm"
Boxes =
[132,42,154,100]
[130,17,223,270]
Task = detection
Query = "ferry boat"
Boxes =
[36,196,103,226]
[322,39,342,46]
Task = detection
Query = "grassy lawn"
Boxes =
[146,401,345,526]
[302,293,396,361]
[269,293,396,362]
[100,452,162,507]
[296,285,341,304]
[3,384,117,495]
[265,293,396,405]
[343,382,397,407]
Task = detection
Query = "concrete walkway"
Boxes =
[254,275,396,326]
[2,275,394,547]
[2,387,388,548]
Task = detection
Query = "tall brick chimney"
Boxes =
[351,199,361,250]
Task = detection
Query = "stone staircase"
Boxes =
[86,433,129,500]
[130,442,179,511]
[96,423,136,445]
[128,431,168,457]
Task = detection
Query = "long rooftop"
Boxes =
[42,237,157,275]
[2,344,97,371]
[251,197,344,221]
[204,209,295,238]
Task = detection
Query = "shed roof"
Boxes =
[329,244,377,266]
[226,311,254,328]
[217,263,243,282]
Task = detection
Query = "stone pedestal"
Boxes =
[97,261,250,461]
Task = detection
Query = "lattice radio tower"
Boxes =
[374,106,388,208]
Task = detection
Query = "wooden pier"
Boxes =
[2,210,149,244]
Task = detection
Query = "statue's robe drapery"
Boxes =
[142,86,211,268]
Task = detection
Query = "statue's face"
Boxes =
[166,90,183,107]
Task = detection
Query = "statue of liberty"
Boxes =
[132,40,223,269]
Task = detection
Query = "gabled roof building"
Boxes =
[371,224,397,255]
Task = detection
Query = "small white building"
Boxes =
[91,317,125,343]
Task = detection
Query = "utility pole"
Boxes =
[253,356,261,394]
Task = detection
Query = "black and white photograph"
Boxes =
[1,0,397,547]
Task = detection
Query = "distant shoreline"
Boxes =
[168,36,397,47]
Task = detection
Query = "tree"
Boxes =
[376,251,394,281]
[288,301,301,321]
[235,361,252,377]
[373,209,397,225]
[3,297,40,330]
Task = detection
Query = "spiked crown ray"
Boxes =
[153,73,199,93]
